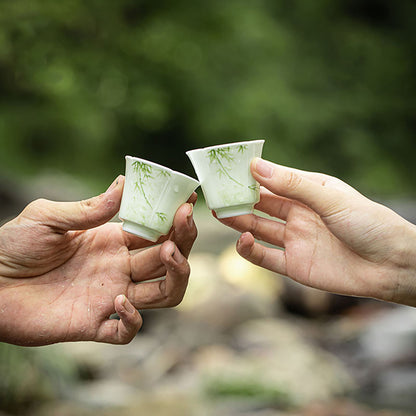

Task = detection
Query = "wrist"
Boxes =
[389,220,416,307]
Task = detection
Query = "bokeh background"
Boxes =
[1,0,416,196]
[1,1,416,415]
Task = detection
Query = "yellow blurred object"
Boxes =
[218,244,283,301]
[178,253,222,311]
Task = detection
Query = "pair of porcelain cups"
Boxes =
[119,139,265,242]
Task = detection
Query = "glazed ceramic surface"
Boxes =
[119,156,199,241]
[186,139,264,218]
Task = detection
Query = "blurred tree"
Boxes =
[0,0,414,195]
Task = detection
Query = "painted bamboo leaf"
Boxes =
[207,146,248,188]
[238,145,248,153]
[157,169,171,178]
[132,161,154,208]
[156,212,167,222]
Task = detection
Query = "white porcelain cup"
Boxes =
[119,156,200,242]
[186,139,265,218]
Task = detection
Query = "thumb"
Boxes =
[23,175,125,231]
[251,158,353,219]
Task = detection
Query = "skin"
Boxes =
[218,158,416,307]
[0,176,198,346]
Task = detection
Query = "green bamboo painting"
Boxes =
[132,161,169,222]
[156,212,167,222]
[207,145,257,192]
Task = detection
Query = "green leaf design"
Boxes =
[156,212,167,222]
[132,161,153,179]
[208,147,234,164]
[157,169,171,178]
[132,161,154,208]
[238,145,248,153]
[207,146,246,188]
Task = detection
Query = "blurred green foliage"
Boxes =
[204,376,290,407]
[0,0,415,195]
[0,343,78,413]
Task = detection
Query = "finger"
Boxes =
[169,202,197,259]
[237,232,287,276]
[251,158,359,220]
[128,240,190,309]
[130,245,167,282]
[187,192,198,205]
[217,212,285,247]
[95,295,143,345]
[123,228,162,251]
[123,198,198,251]
[22,176,125,232]
[260,163,359,194]
[254,187,294,221]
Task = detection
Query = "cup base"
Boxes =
[122,220,162,242]
[214,203,255,219]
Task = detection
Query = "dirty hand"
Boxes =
[0,176,197,345]
[218,158,416,307]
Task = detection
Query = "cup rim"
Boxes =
[186,139,265,155]
[125,155,199,185]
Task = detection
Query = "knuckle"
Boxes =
[31,197,49,207]
[20,198,55,223]
[118,336,131,345]
[285,171,303,192]
[256,248,266,266]
[190,225,198,242]
[159,284,187,308]
[167,292,185,307]
[119,324,141,345]
[78,198,94,221]
[181,262,191,279]
[24,198,49,214]
[170,256,190,274]
[248,215,260,237]
[252,245,266,267]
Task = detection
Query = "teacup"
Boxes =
[186,139,265,218]
[119,156,200,241]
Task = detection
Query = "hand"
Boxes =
[0,176,198,346]
[217,158,416,307]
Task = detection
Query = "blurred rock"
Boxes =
[356,306,416,410]
[359,306,416,364]
[57,336,157,375]
[193,319,354,407]
[280,278,361,318]
[70,379,138,408]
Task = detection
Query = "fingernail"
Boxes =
[254,158,274,178]
[106,175,122,193]
[187,203,193,227]
[237,233,246,251]
[120,295,135,314]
